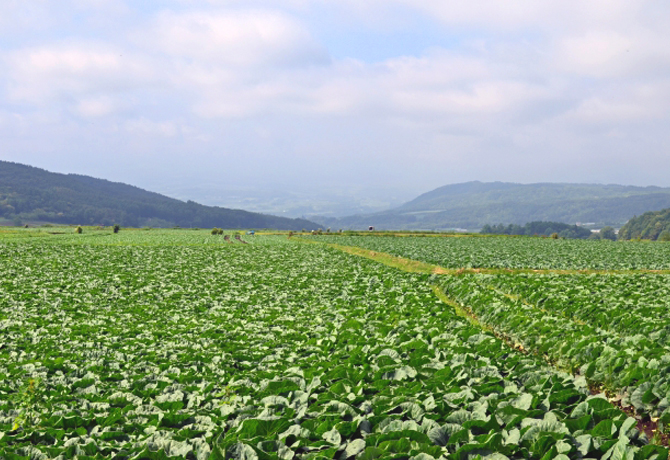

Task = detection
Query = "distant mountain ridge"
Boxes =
[317,181,670,230]
[0,161,317,230]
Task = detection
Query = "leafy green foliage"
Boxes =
[481,222,592,239]
[311,235,670,270]
[619,208,670,240]
[0,231,656,458]
[600,227,617,241]
[439,273,670,416]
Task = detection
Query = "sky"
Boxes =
[2,1,670,213]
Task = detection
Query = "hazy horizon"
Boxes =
[7,158,670,220]
[2,1,670,212]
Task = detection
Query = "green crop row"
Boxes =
[0,234,663,458]
[482,274,670,346]
[440,274,670,421]
[309,236,670,270]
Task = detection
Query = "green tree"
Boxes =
[658,230,670,241]
[600,226,616,241]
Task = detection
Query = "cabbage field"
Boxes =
[310,236,670,271]
[1,229,669,459]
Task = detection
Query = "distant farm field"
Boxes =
[311,235,670,270]
[1,229,669,459]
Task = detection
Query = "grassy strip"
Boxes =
[326,242,440,274]
[431,285,533,357]
[296,237,670,275]
[431,285,487,329]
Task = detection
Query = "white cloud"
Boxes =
[6,3,667,127]
[3,1,670,193]
[3,42,157,121]
[561,80,670,127]
[137,9,328,69]
[554,29,670,79]
[75,96,118,117]
[0,1,50,34]
[375,0,635,32]
[125,118,179,137]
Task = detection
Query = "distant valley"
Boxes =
[3,161,670,232]
[0,161,317,230]
[315,181,670,231]
[154,184,410,219]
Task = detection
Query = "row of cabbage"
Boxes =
[482,274,670,346]
[0,235,662,458]
[309,236,670,270]
[440,274,670,422]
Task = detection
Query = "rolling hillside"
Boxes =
[317,181,670,230]
[0,161,317,230]
[618,208,670,240]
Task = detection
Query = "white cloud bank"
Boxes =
[2,0,670,197]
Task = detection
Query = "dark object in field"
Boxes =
[224,235,231,242]
[234,234,248,244]
[369,226,375,231]
[113,224,120,233]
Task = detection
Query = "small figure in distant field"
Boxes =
[369,226,375,231]
[288,231,294,239]
[224,235,231,242]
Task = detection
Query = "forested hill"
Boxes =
[0,161,317,230]
[618,208,670,240]
[316,181,670,231]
